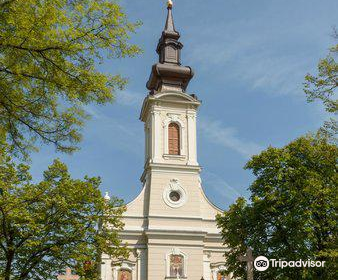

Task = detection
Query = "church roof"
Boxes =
[146,1,194,93]
[163,0,178,35]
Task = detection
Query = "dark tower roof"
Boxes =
[146,1,194,93]
[163,1,177,34]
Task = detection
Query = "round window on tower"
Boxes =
[163,179,187,208]
[169,191,181,202]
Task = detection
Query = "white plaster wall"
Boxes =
[103,91,231,280]
[147,245,204,280]
[142,93,199,167]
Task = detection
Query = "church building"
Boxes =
[101,2,231,279]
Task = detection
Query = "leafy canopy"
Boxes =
[0,147,127,280]
[0,0,141,158]
[217,136,338,280]
[304,29,338,141]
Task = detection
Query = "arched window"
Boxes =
[168,123,180,155]
[166,248,187,278]
[211,264,230,280]
[169,254,184,277]
[112,260,136,280]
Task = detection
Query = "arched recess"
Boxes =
[165,248,188,278]
[112,260,137,280]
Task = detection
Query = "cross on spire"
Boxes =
[238,248,254,280]
[57,268,80,280]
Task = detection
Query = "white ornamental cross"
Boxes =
[57,268,80,280]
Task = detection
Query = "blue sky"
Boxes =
[29,0,337,209]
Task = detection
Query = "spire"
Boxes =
[156,1,181,64]
[146,1,194,93]
[165,1,177,34]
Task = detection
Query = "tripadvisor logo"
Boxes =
[254,256,269,271]
[254,256,325,271]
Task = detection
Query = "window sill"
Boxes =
[163,154,186,160]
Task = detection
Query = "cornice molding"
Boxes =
[139,92,200,122]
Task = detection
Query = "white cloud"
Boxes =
[87,117,143,156]
[82,105,103,119]
[115,90,144,107]
[234,52,309,96]
[199,118,263,158]
[82,104,143,155]
[202,171,245,204]
[188,40,310,96]
[83,90,144,119]
[185,11,325,97]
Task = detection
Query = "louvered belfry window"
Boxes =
[168,123,180,155]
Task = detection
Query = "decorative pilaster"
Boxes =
[100,257,112,280]
[151,109,162,163]
[203,252,211,280]
[144,122,151,164]
[187,111,198,165]
[136,249,141,280]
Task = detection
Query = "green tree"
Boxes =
[0,147,127,280]
[217,136,337,280]
[0,0,141,158]
[304,29,338,141]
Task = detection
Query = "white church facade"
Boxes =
[101,2,232,280]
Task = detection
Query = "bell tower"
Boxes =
[138,4,210,278]
[101,2,226,280]
[141,1,199,173]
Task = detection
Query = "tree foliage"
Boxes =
[0,0,141,158]
[217,136,338,280]
[304,29,338,141]
[0,147,127,280]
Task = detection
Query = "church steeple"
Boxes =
[100,3,225,279]
[156,1,181,65]
[164,1,177,34]
[146,1,194,93]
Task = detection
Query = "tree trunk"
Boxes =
[5,250,14,280]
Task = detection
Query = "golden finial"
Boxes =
[167,0,173,9]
